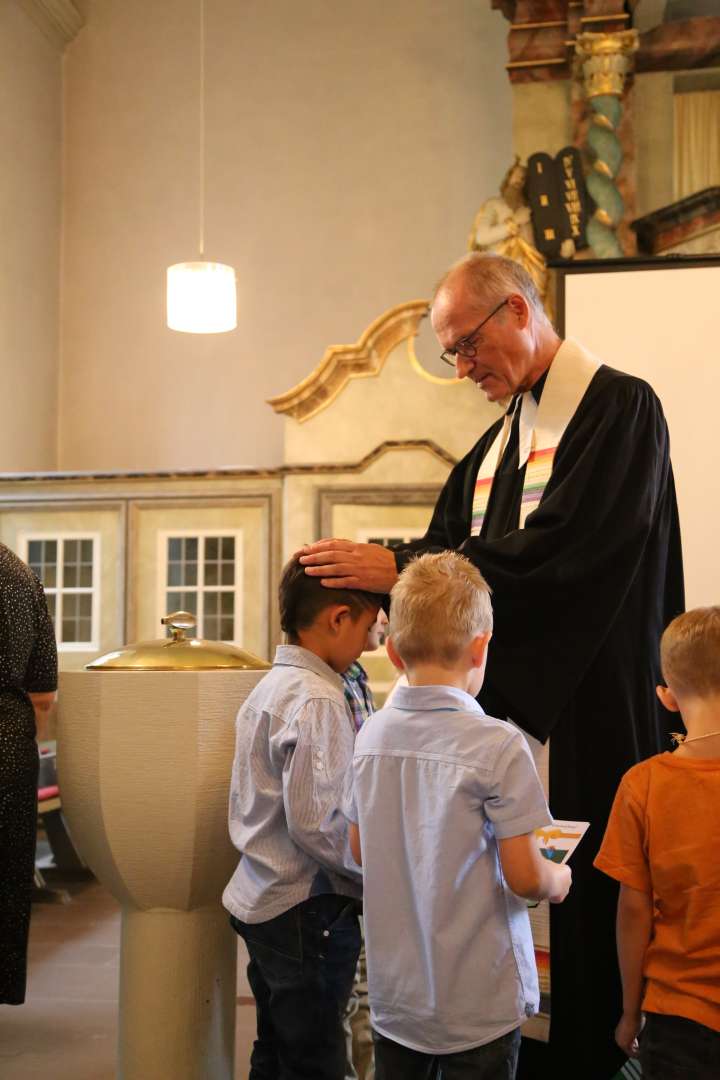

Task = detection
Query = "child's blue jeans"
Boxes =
[230,893,361,1080]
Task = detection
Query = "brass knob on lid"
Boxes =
[161,611,197,642]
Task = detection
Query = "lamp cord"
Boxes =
[199,0,205,257]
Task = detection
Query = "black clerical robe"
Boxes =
[393,362,684,1079]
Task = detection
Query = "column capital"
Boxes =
[575,29,639,97]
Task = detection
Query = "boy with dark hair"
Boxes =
[223,557,379,1080]
[595,606,720,1078]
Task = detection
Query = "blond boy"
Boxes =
[595,607,720,1078]
[344,552,570,1080]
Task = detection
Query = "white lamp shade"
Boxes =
[166,261,237,333]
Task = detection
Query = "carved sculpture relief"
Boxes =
[468,159,550,302]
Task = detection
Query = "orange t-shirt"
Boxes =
[595,751,720,1033]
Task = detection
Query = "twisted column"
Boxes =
[575,31,638,258]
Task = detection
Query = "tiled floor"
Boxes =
[0,875,256,1079]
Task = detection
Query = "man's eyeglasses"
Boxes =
[439,298,509,367]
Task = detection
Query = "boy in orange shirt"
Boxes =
[595,607,720,1078]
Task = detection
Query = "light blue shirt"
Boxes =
[343,684,552,1054]
[223,645,362,924]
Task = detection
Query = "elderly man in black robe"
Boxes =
[299,252,684,1079]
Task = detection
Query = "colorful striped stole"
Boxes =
[471,339,601,537]
[471,473,498,535]
[519,446,556,527]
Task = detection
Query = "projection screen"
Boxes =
[557,257,720,610]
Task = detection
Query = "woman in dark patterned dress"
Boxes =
[0,543,57,1005]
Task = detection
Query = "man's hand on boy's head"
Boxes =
[298,539,398,593]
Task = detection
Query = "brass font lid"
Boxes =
[86,612,271,671]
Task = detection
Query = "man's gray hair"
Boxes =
[432,252,548,323]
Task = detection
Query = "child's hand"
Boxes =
[547,863,572,903]
[615,1011,642,1057]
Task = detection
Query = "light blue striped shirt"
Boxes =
[223,645,362,924]
[344,684,552,1054]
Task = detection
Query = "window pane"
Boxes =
[166,591,181,613]
[27,539,59,588]
[205,563,218,586]
[221,537,234,560]
[62,619,77,642]
[166,591,197,615]
[221,593,234,614]
[367,536,406,548]
[78,618,92,642]
[221,563,234,586]
[79,594,92,617]
[64,539,79,566]
[205,592,219,615]
[166,552,197,587]
[220,617,235,641]
[79,564,93,587]
[81,539,93,562]
[64,565,78,588]
[184,538,198,561]
[168,538,182,561]
[64,594,79,619]
[205,537,218,560]
[204,615,220,641]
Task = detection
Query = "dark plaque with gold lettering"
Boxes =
[526,148,590,256]
[557,146,590,250]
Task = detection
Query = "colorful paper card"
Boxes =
[534,820,590,865]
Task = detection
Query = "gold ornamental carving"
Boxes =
[575,30,639,99]
[268,300,432,423]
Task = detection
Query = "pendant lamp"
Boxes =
[166,0,237,334]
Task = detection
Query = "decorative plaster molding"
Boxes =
[0,439,457,486]
[17,0,84,49]
[267,300,430,423]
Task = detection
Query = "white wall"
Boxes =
[59,0,512,471]
[0,0,62,470]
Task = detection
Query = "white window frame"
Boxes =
[157,529,244,644]
[18,532,102,652]
[355,527,426,545]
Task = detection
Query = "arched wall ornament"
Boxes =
[407,327,461,388]
[267,299,458,423]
